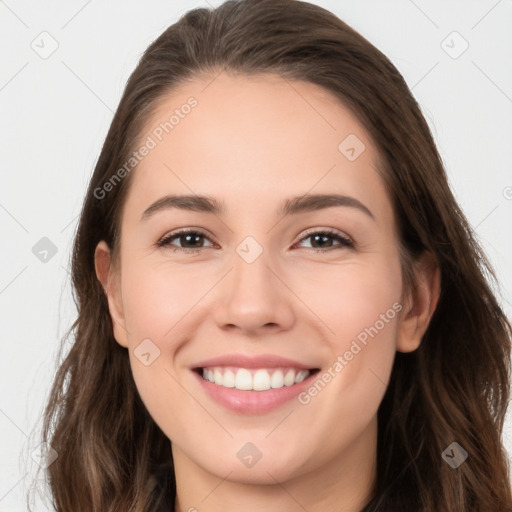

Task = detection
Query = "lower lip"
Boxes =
[192,370,317,414]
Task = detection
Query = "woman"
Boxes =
[39,0,512,510]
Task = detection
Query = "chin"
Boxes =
[199,446,312,485]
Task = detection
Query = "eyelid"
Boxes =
[157,226,354,252]
[294,227,353,246]
[156,227,217,249]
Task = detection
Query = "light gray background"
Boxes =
[1,0,511,510]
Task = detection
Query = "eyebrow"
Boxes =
[140,193,375,221]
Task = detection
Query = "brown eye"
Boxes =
[156,228,353,254]
[157,230,214,252]
[296,230,354,251]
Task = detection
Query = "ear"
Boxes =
[94,240,129,348]
[396,251,441,353]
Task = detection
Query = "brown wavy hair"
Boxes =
[35,0,512,510]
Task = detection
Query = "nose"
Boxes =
[212,246,296,335]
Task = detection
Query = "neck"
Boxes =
[172,417,377,512]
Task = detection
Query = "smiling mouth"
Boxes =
[194,366,321,391]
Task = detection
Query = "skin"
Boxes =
[95,72,440,512]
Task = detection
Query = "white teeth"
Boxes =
[214,369,223,385]
[295,370,309,383]
[284,369,295,386]
[223,369,235,388]
[235,368,252,390]
[270,370,284,388]
[253,369,271,391]
[200,367,311,391]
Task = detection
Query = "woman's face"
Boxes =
[96,72,418,487]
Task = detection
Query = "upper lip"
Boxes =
[192,353,317,370]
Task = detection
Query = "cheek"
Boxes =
[292,256,401,438]
[290,254,403,346]
[119,258,199,438]
[118,260,198,406]
[119,259,224,432]
[121,259,215,340]
[334,259,402,382]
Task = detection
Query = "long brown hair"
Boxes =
[36,0,512,510]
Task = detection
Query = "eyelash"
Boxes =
[156,227,354,253]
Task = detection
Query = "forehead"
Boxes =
[123,72,393,225]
